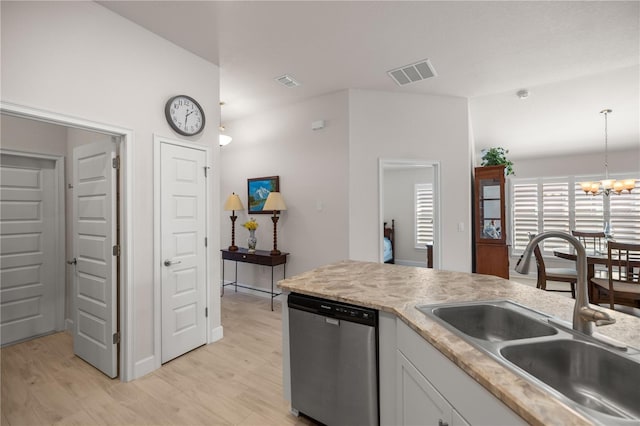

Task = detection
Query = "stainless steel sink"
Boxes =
[501,339,640,420]
[430,302,557,341]
[417,300,640,424]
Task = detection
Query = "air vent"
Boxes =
[387,59,437,86]
[275,74,301,88]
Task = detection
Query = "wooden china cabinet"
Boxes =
[474,165,509,279]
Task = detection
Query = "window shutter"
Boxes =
[541,182,570,252]
[512,182,538,251]
[415,183,433,247]
[574,183,605,233]
[610,180,640,244]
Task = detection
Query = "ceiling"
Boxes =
[98,1,640,159]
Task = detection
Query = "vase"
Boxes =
[248,230,257,253]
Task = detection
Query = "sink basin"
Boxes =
[417,300,640,424]
[430,303,558,341]
[501,339,640,420]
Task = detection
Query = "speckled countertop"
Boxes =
[278,260,640,426]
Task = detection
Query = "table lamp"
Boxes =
[263,192,287,256]
[223,193,244,251]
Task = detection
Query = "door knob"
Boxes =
[66,258,77,265]
[164,259,182,267]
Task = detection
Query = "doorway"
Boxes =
[379,158,441,268]
[0,102,134,381]
[0,152,65,345]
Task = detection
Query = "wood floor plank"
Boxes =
[0,293,314,425]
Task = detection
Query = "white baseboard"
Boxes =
[210,325,223,343]
[65,318,74,332]
[133,355,157,380]
[395,259,428,268]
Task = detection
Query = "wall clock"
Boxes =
[165,95,205,136]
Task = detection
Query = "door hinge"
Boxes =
[112,245,120,256]
[113,332,120,345]
[204,166,210,177]
[112,156,120,169]
[205,307,208,318]
[205,237,208,247]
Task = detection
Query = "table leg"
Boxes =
[221,258,225,297]
[234,261,238,292]
[271,266,274,311]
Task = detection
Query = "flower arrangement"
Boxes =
[242,218,259,231]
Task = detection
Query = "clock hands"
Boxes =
[184,109,194,127]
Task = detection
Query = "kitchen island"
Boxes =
[278,260,640,426]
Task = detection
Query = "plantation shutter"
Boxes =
[541,181,570,252]
[609,181,640,244]
[415,183,433,247]
[512,182,538,251]
[574,183,605,233]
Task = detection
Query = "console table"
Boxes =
[220,248,289,311]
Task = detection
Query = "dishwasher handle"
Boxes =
[325,318,340,326]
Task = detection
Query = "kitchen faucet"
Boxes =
[515,231,615,336]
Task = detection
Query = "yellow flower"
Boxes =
[242,218,258,231]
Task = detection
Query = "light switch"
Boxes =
[458,222,465,232]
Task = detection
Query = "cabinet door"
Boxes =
[396,351,469,426]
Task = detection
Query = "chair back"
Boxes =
[571,230,606,254]
[607,241,640,284]
[532,243,547,289]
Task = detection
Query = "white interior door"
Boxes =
[0,155,58,345]
[161,142,207,363]
[72,141,118,378]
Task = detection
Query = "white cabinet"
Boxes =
[397,351,469,426]
[394,320,525,426]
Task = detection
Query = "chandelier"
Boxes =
[580,109,635,196]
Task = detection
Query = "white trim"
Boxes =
[0,149,66,334]
[133,355,156,379]
[153,134,212,366]
[378,158,442,269]
[1,101,135,382]
[210,325,224,343]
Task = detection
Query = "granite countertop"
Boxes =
[278,260,640,426]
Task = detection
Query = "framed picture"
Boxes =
[247,176,279,214]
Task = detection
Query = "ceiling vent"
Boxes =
[275,74,301,88]
[387,59,437,86]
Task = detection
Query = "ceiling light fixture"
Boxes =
[219,102,232,146]
[579,109,635,196]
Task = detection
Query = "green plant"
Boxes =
[481,147,514,176]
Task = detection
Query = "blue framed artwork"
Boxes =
[247,176,279,214]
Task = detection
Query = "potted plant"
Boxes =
[481,147,514,176]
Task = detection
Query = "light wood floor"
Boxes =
[1,292,315,425]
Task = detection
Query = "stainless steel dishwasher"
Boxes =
[288,292,378,426]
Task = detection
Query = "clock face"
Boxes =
[165,95,205,136]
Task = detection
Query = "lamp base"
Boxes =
[270,249,281,256]
[229,245,238,251]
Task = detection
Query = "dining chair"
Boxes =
[532,243,577,298]
[571,230,606,254]
[572,230,608,278]
[591,241,640,310]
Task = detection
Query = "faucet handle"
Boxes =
[579,307,616,326]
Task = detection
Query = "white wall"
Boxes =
[220,91,350,292]
[1,1,221,379]
[1,115,67,155]
[349,90,472,272]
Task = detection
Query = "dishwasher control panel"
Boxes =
[288,293,377,326]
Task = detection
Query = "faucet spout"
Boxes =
[516,231,614,336]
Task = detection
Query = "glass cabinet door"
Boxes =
[479,178,502,240]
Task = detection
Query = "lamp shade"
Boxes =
[219,134,233,146]
[263,192,287,211]
[224,193,244,211]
